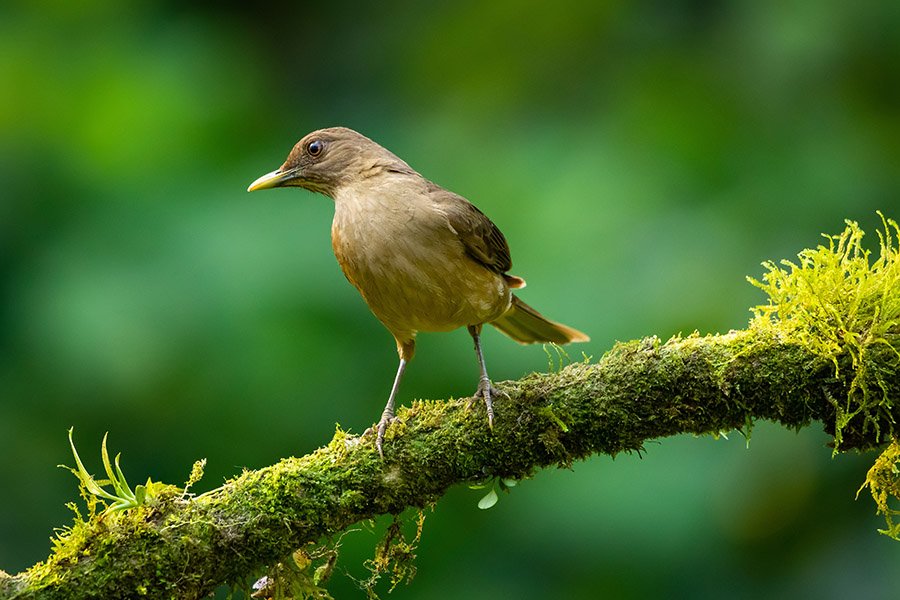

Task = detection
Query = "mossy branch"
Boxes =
[3,216,900,599]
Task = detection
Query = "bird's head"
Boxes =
[247,127,411,197]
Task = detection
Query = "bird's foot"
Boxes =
[366,412,398,458]
[470,377,507,429]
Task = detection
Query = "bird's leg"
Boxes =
[468,324,502,428]
[376,359,406,456]
[375,338,415,457]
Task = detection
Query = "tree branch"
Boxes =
[3,217,900,599]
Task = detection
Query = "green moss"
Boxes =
[749,214,900,452]
[857,440,900,540]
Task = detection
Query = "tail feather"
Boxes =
[490,295,589,345]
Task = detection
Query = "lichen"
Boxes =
[358,510,426,597]
[248,539,344,600]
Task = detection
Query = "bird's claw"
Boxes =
[368,414,398,457]
[470,378,506,429]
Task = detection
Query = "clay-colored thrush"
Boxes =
[248,127,588,454]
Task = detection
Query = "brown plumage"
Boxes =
[248,127,588,455]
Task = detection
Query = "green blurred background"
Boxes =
[2,0,898,597]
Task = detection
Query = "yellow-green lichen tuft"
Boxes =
[247,540,344,600]
[748,214,900,452]
[857,439,900,540]
[359,510,426,597]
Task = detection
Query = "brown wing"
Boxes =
[429,182,512,274]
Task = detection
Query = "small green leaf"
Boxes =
[100,434,118,488]
[477,488,499,510]
[134,485,146,505]
[113,453,136,502]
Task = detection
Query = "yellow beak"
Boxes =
[247,168,298,192]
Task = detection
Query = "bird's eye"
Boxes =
[307,140,324,157]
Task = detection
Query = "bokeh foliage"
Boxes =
[1,1,898,597]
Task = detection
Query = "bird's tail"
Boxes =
[490,295,589,345]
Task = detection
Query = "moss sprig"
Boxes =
[857,439,900,540]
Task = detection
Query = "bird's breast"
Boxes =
[330,189,509,337]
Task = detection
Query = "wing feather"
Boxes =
[428,183,512,274]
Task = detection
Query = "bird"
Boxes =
[247,127,588,455]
